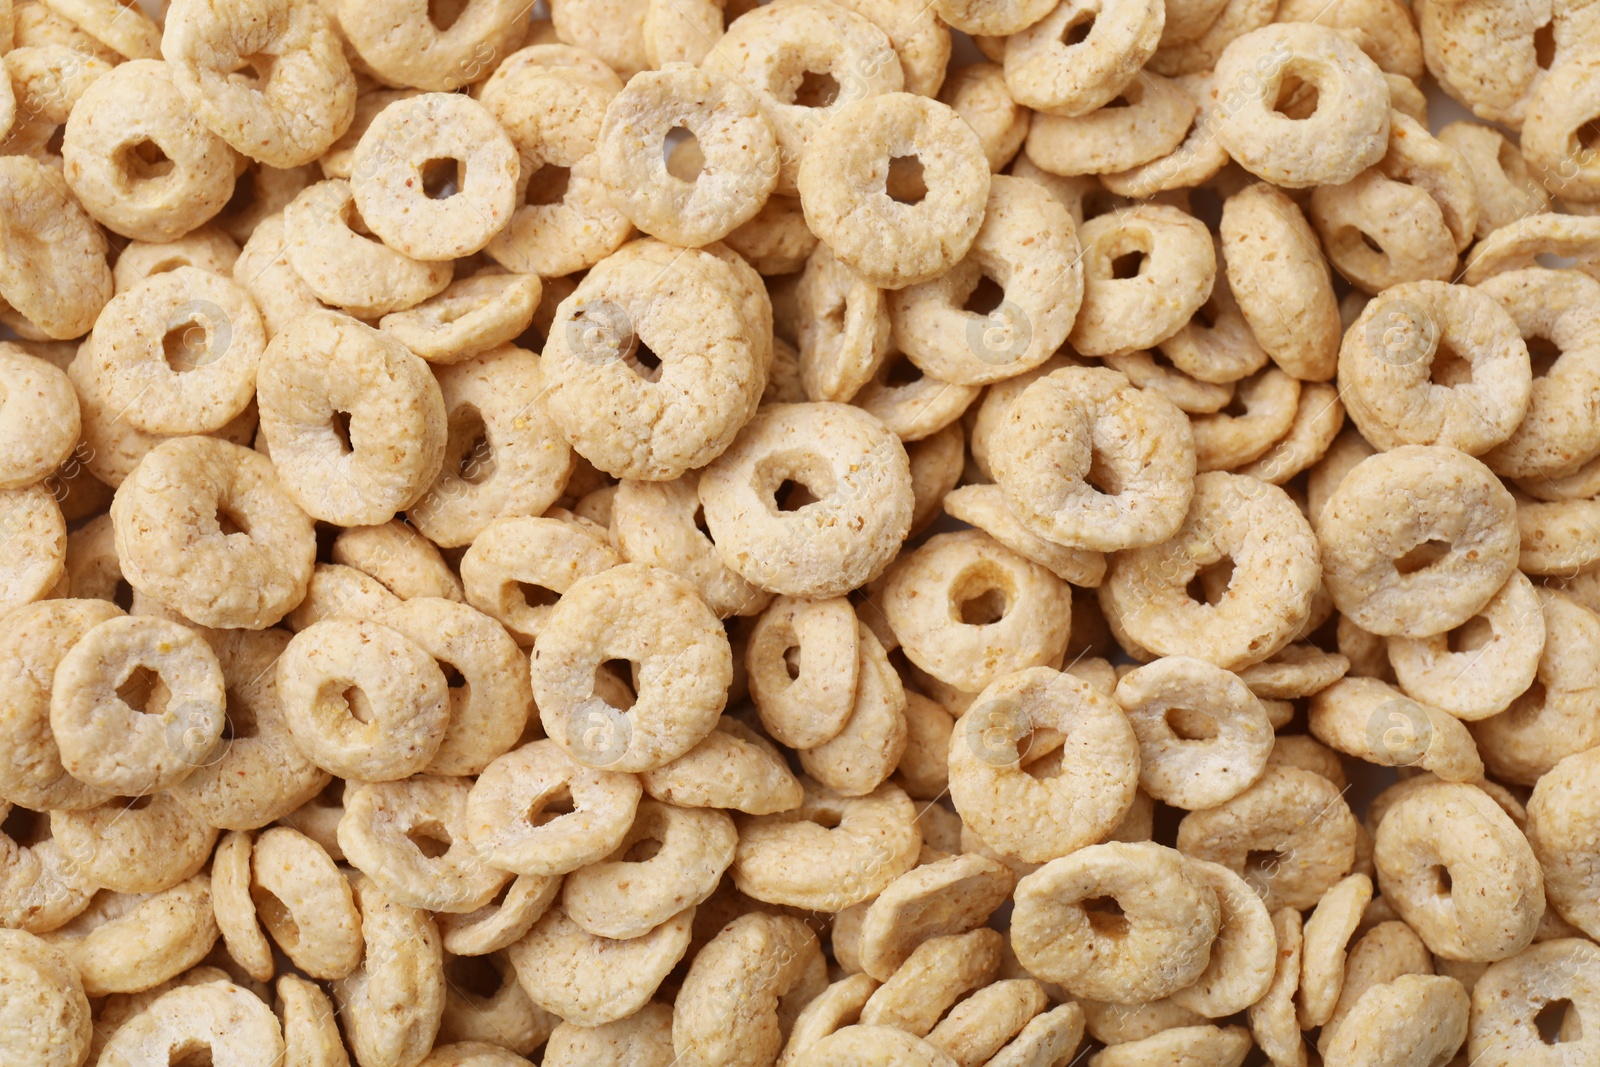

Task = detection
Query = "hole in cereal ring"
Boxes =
[1446,615,1496,654]
[163,317,214,374]
[1085,451,1122,496]
[0,805,51,848]
[331,410,355,455]
[1394,540,1452,576]
[884,352,924,387]
[783,645,802,680]
[1220,390,1251,418]
[421,158,461,201]
[216,505,251,537]
[112,578,134,612]
[623,836,664,862]
[530,786,576,825]
[1359,230,1385,255]
[1429,341,1474,387]
[429,0,468,31]
[517,582,561,609]
[1245,849,1283,878]
[1534,21,1557,69]
[596,659,639,710]
[1273,75,1319,119]
[757,453,837,512]
[664,127,704,180]
[776,479,820,511]
[1166,706,1220,741]
[525,164,572,206]
[1081,896,1129,937]
[252,884,300,948]
[221,696,259,740]
[1535,999,1576,1044]
[446,953,503,1000]
[117,666,165,715]
[625,341,663,382]
[807,807,844,829]
[957,586,1009,627]
[1432,865,1453,895]
[124,794,154,811]
[1186,558,1235,606]
[440,661,467,690]
[1062,13,1095,45]
[887,155,927,205]
[167,1039,218,1066]
[1527,335,1563,378]
[449,406,497,485]
[1110,251,1145,279]
[795,70,841,107]
[963,275,1006,317]
[340,685,376,725]
[1579,118,1600,156]
[119,139,174,183]
[406,820,454,858]
[1102,94,1132,109]
[692,504,711,537]
[1506,680,1547,725]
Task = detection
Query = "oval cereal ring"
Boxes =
[282,180,453,317]
[797,622,907,796]
[1101,349,1235,414]
[1316,919,1435,1056]
[1469,939,1600,1067]
[244,826,359,981]
[1437,121,1549,240]
[1294,872,1372,1029]
[0,155,112,340]
[96,978,285,1067]
[1068,203,1215,356]
[379,270,540,366]
[1024,72,1196,178]
[925,978,1048,1065]
[613,471,771,619]
[333,0,530,91]
[1321,974,1470,1067]
[1417,0,1547,127]
[857,852,1014,982]
[1156,244,1270,387]
[508,905,692,1027]
[331,874,446,1067]
[1002,0,1164,115]
[332,519,462,603]
[1190,366,1301,472]
[1101,72,1230,198]
[795,243,892,404]
[42,875,217,997]
[1309,676,1483,782]
[460,515,621,646]
[438,951,557,1055]
[1528,747,1600,939]
[860,928,1004,1036]
[51,790,218,896]
[543,1000,674,1067]
[112,227,241,299]
[211,829,271,982]
[0,344,78,491]
[640,717,803,815]
[643,0,753,67]
[726,193,817,277]
[0,928,91,1067]
[780,973,880,1065]
[941,484,1107,588]
[277,974,352,1067]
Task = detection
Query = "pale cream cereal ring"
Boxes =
[941,485,1106,588]
[113,227,242,295]
[1212,24,1389,187]
[905,422,964,536]
[1012,842,1221,1003]
[1001,0,1163,115]
[212,830,271,982]
[1436,122,1549,239]
[885,529,1072,695]
[1237,382,1346,484]
[1528,747,1600,938]
[1155,248,1270,387]
[0,929,90,1067]
[794,1025,959,1067]
[643,0,754,67]
[949,666,1140,863]
[1101,72,1230,198]
[1320,973,1470,1066]
[1246,908,1303,1064]
[0,344,77,491]
[543,1000,673,1067]
[1387,570,1544,721]
[231,213,327,342]
[1294,872,1372,1029]
[1266,736,1346,793]
[1309,170,1458,294]
[257,311,448,526]
[780,973,879,1066]
[700,402,912,598]
[1374,113,1479,253]
[798,93,989,290]
[796,243,891,403]
[507,905,692,1027]
[936,0,1054,34]
[163,0,355,169]
[438,951,556,1054]
[285,563,400,632]
[990,366,1195,551]
[1374,780,1541,962]
[0,155,112,340]
[379,271,541,366]
[96,979,285,1067]
[1177,765,1358,911]
[464,738,641,878]
[925,978,1047,1066]
[938,62,1029,172]
[331,874,446,1067]
[1384,72,1429,127]
[547,0,646,77]
[1190,367,1301,472]
[1068,203,1215,356]
[282,180,452,317]
[1162,860,1272,1019]
[825,0,951,99]
[1,42,113,161]
[732,778,920,911]
[727,194,817,277]
[1079,996,1204,1045]
[460,515,620,645]
[888,174,1082,385]
[562,799,734,940]
[332,520,463,603]
[437,875,562,958]
[277,974,347,1067]
[277,617,449,781]
[640,717,803,814]
[38,0,160,58]
[249,826,361,979]
[1463,213,1600,286]
[1,803,88,935]
[1517,496,1600,576]
[339,775,509,914]
[1518,51,1600,203]
[1025,72,1196,177]
[1100,472,1321,670]
[1308,676,1483,782]
[860,928,1004,1036]
[334,0,528,91]
[320,88,423,181]
[1317,919,1435,1056]
[746,595,857,748]
[1469,939,1600,1066]
[847,349,981,443]
[50,790,217,895]
[216,163,317,245]
[613,471,770,619]
[1101,349,1235,414]
[857,852,1014,982]
[42,875,217,996]
[797,622,907,795]
[1114,655,1274,810]
[1318,446,1520,637]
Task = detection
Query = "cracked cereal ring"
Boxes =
[1114,656,1273,810]
[50,791,218,895]
[278,617,450,781]
[543,1001,674,1067]
[1309,676,1483,782]
[1213,24,1389,188]
[1190,367,1301,472]
[861,928,1004,1036]
[331,874,446,1067]
[334,0,529,91]
[1024,71,1196,177]
[1469,939,1600,1066]
[0,928,90,1067]
[0,343,77,491]
[1237,382,1346,484]
[1002,0,1164,115]
[460,515,620,645]
[941,484,1106,587]
[640,717,803,815]
[1528,747,1600,939]
[1374,780,1541,962]
[732,778,921,911]
[857,852,1014,982]
[0,155,112,340]
[798,93,989,290]
[1295,873,1372,1029]
[1169,859,1276,1019]
[1012,842,1221,1003]
[113,227,242,295]
[508,905,692,1027]
[110,435,314,630]
[350,93,518,261]
[938,62,1030,172]
[96,978,284,1067]
[948,666,1140,863]
[1317,446,1520,637]
[379,271,540,366]
[42,875,217,996]
[887,174,1082,386]
[795,243,891,404]
[1387,570,1544,721]
[797,622,907,795]
[282,180,452,317]
[1437,122,1549,239]
[885,530,1071,694]
[332,520,463,603]
[257,311,447,527]
[1068,203,1214,356]
[1177,765,1358,911]
[250,826,361,979]
[48,613,224,795]
[988,366,1194,552]
[340,775,509,914]
[613,471,772,619]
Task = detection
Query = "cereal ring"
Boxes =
[1464,213,1600,287]
[110,435,315,630]
[861,928,1004,1036]
[460,515,621,646]
[112,227,242,296]
[1319,974,1469,1067]
[1114,656,1273,810]
[508,905,692,1027]
[798,93,989,290]
[163,0,356,169]
[1238,645,1349,701]
[1167,859,1276,1019]
[1374,780,1541,961]
[941,485,1105,588]
[0,344,77,493]
[794,1025,958,1067]
[0,929,90,1067]
[437,951,556,1054]
[1101,71,1229,198]
[938,62,1030,172]
[1154,250,1269,388]
[1318,446,1520,637]
[1024,72,1196,177]
[214,163,316,246]
[0,801,94,932]
[1012,842,1221,1003]
[1100,350,1234,415]
[543,1001,673,1067]
[278,617,450,782]
[229,213,326,342]
[1437,122,1549,240]
[1,41,112,161]
[780,973,879,1065]
[379,271,540,366]
[43,875,217,996]
[0,155,112,339]
[277,974,347,1067]
[795,244,891,404]
[282,180,453,317]
[1190,367,1301,472]
[887,174,1082,385]
[1308,677,1483,782]
[51,789,218,894]
[437,876,561,960]
[639,718,804,815]
[1068,203,1215,356]
[257,311,447,526]
[857,853,1014,982]
[1317,919,1435,1055]
[1528,747,1600,939]
[1236,382,1346,484]
[949,667,1140,863]
[726,194,817,276]
[732,778,921,911]
[240,826,357,981]
[1469,939,1600,1066]
[613,471,771,619]
[643,0,754,67]
[211,830,271,982]
[925,979,1048,1065]
[333,0,529,91]
[331,520,463,604]
[96,979,284,1067]
[798,622,907,795]
[285,563,400,632]
[331,875,446,1067]
[1245,908,1304,1063]
[350,93,518,261]
[1294,873,1372,1029]
[1001,0,1164,115]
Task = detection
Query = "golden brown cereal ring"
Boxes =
[282,179,452,317]
[1177,765,1358,911]
[508,905,692,1027]
[96,978,285,1067]
[640,717,804,815]
[798,93,989,290]
[0,155,112,340]
[285,562,399,632]
[613,471,771,619]
[1528,747,1600,939]
[0,344,77,492]
[1468,939,1600,1066]
[162,0,356,169]
[278,617,449,781]
[1070,203,1215,356]
[0,928,90,1067]
[43,875,217,996]
[257,311,447,526]
[1318,446,1520,637]
[1308,676,1484,783]
[331,874,446,1067]
[380,271,540,366]
[1012,842,1221,1003]
[460,514,621,646]
[334,0,529,91]
[1002,0,1164,115]
[949,666,1140,863]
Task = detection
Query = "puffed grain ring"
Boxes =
[0,155,112,340]
[1068,203,1215,356]
[0,803,94,932]
[857,852,1014,982]
[1437,122,1549,240]
[379,270,541,366]
[1308,168,1459,294]
[0,343,79,491]
[51,789,217,896]
[937,61,1031,173]
[1417,0,1548,127]
[1527,747,1600,940]
[941,484,1106,588]
[1189,367,1301,472]
[1462,213,1600,286]
[797,622,908,796]
[112,228,240,297]
[459,514,621,646]
[95,979,284,1067]
[746,594,859,749]
[1236,382,1346,484]
[639,717,803,815]
[333,0,530,91]
[1001,0,1164,115]
[1469,939,1600,1067]
[282,179,452,317]
[41,875,216,997]
[0,929,90,1067]
[1023,72,1195,177]
[795,244,891,404]
[1102,349,1235,414]
[1155,243,1270,387]
[506,905,692,1027]
[331,874,446,1067]
[437,876,561,959]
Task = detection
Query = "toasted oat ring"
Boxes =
[1387,570,1545,721]
[86,266,263,435]
[1316,918,1435,1056]
[797,622,907,796]
[460,515,621,646]
[887,174,1082,386]
[1318,446,1520,637]
[1068,203,1215,356]
[1375,780,1542,962]
[1168,859,1276,1019]
[746,595,859,749]
[282,179,452,317]
[437,952,556,1055]
[0,483,65,613]
[277,617,450,782]
[780,973,880,1065]
[1308,676,1483,783]
[1310,169,1458,296]
[507,905,692,1027]
[613,471,771,619]
[1463,214,1600,287]
[1001,0,1164,115]
[0,928,91,1067]
[884,530,1071,694]
[1294,872,1373,1029]
[1528,747,1600,940]
[1190,367,1301,472]
[640,718,803,815]
[798,93,989,291]
[96,980,284,1067]
[51,790,216,896]
[924,979,1047,1065]
[331,875,446,1067]
[0,803,94,932]
[350,93,519,261]
[941,484,1106,588]
[937,61,1030,173]
[1516,497,1600,576]
[1437,122,1549,240]
[860,928,1004,1036]
[1114,656,1273,810]
[795,244,891,403]
[437,876,561,959]
[857,852,1014,983]
[162,0,355,169]
[1012,842,1221,1003]
[1469,939,1600,1066]
[794,1025,959,1067]
[247,826,361,979]
[1023,72,1195,177]
[643,0,753,66]
[0,155,113,340]
[1237,382,1346,484]
[257,311,447,527]
[334,0,529,91]
[211,830,270,981]
[949,667,1140,863]
[278,975,353,1066]
[380,271,541,366]
[1100,71,1229,198]
[340,775,509,915]
[542,1001,674,1067]
[0,344,78,492]
[1318,974,1468,1067]
[465,739,641,878]
[113,229,240,299]
[1156,248,1270,387]
[42,875,217,997]
[1101,351,1234,417]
